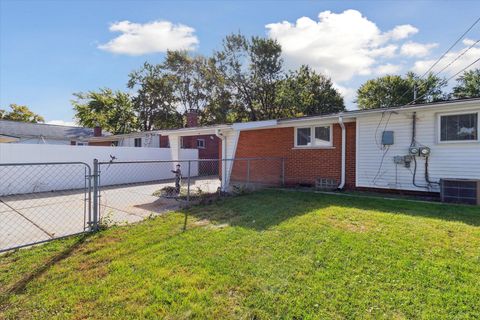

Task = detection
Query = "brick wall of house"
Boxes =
[230,123,356,189]
[181,134,220,160]
[89,141,113,146]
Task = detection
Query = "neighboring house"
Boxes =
[88,131,162,148]
[88,110,221,161]
[0,120,110,145]
[162,98,480,203]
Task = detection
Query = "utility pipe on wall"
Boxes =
[338,116,346,190]
[215,128,227,192]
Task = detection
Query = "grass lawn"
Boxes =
[1,190,480,319]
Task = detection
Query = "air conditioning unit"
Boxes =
[440,179,480,205]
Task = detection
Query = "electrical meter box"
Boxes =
[382,131,394,145]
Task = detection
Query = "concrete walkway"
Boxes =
[0,177,220,252]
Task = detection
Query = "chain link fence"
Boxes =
[0,158,284,253]
[0,162,92,253]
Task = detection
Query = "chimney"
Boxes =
[93,126,102,137]
[185,109,199,128]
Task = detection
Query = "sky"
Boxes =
[1,0,479,126]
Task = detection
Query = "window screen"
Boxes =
[440,113,477,141]
[296,128,311,146]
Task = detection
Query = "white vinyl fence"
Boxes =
[0,144,198,195]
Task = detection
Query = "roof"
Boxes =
[89,97,480,139]
[0,120,112,141]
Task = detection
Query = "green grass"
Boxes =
[1,190,480,319]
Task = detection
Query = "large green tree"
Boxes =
[0,104,45,123]
[214,33,284,121]
[356,72,447,110]
[128,63,182,131]
[278,65,345,116]
[452,68,480,99]
[163,51,209,114]
[72,88,137,134]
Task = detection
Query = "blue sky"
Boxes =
[1,0,479,125]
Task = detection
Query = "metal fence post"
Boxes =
[247,159,250,186]
[92,159,99,231]
[187,160,191,204]
[281,158,285,186]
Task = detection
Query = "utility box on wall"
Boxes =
[382,131,394,145]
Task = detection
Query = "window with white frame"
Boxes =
[439,112,478,142]
[197,138,205,149]
[295,125,332,147]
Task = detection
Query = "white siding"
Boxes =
[118,134,160,148]
[356,104,480,192]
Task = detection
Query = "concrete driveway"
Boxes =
[0,177,220,252]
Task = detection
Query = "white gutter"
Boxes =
[215,128,227,192]
[338,116,346,190]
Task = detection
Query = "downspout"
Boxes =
[338,116,346,190]
[215,128,227,192]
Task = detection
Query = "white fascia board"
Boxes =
[163,125,232,136]
[353,99,480,118]
[278,115,355,127]
[232,120,278,131]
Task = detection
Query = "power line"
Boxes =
[391,16,480,107]
[419,16,480,79]
[407,56,480,105]
[432,39,480,78]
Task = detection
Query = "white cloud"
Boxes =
[333,83,356,108]
[46,120,77,127]
[383,24,418,40]
[463,38,476,46]
[400,41,438,57]
[98,20,199,55]
[412,42,480,76]
[265,10,418,82]
[375,63,402,75]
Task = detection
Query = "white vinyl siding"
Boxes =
[356,104,480,192]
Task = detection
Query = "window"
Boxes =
[295,125,332,147]
[197,139,205,149]
[134,138,142,147]
[439,112,478,142]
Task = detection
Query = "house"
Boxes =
[162,98,480,203]
[0,120,110,145]
[88,110,221,161]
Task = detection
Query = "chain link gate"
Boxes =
[0,157,285,253]
[0,162,94,253]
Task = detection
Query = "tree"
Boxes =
[356,72,447,110]
[214,33,284,121]
[128,62,182,131]
[0,104,45,123]
[72,88,138,134]
[452,69,480,99]
[163,50,209,114]
[278,65,345,116]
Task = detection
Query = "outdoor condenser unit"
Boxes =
[440,178,480,205]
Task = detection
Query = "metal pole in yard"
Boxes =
[92,159,99,231]
[187,160,191,204]
[247,159,250,186]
